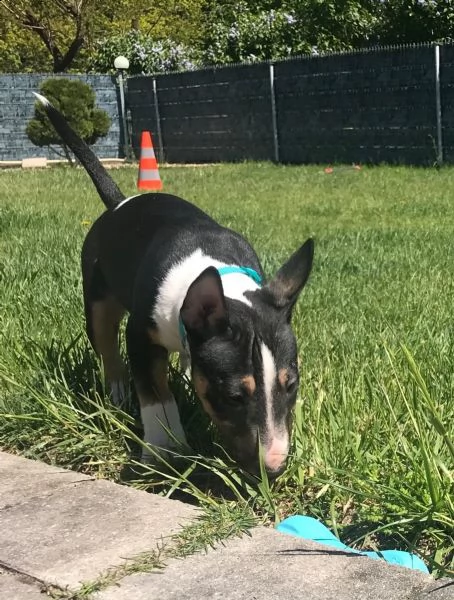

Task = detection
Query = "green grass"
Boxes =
[1,163,453,578]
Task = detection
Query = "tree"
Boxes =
[3,0,453,74]
[89,31,199,75]
[291,0,378,51]
[200,0,378,64]
[0,18,51,72]
[375,0,454,45]
[201,2,309,64]
[27,78,110,163]
[0,0,206,73]
[0,1,93,72]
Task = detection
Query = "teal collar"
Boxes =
[216,265,262,285]
[179,265,262,350]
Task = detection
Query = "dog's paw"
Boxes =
[141,398,188,452]
[140,449,159,465]
[141,434,189,465]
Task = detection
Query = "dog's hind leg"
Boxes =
[83,254,127,406]
[89,294,127,406]
[126,318,187,461]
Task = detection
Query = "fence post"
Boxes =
[269,64,280,163]
[152,77,165,163]
[116,70,132,159]
[434,44,443,166]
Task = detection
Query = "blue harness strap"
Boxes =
[179,265,262,351]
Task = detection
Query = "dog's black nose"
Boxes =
[265,463,286,481]
[244,461,286,481]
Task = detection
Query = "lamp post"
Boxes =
[114,55,131,159]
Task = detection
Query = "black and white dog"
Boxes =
[34,93,314,479]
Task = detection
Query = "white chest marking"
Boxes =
[152,249,260,352]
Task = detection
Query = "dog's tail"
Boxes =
[32,92,125,210]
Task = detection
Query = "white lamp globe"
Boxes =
[114,56,130,70]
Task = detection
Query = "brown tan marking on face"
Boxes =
[192,370,228,424]
[241,375,256,396]
[192,370,216,419]
[278,368,289,387]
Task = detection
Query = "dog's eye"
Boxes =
[226,326,242,343]
[227,393,245,407]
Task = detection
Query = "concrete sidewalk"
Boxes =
[0,452,452,599]
[0,452,197,597]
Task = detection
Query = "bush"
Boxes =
[27,78,111,164]
[89,30,199,75]
[202,3,311,64]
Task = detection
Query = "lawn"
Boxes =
[0,163,453,577]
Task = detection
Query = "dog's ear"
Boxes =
[263,238,314,318]
[180,266,228,341]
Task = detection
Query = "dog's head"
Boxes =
[180,239,314,479]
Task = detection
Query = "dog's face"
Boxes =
[180,239,314,479]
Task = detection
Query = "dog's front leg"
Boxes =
[126,319,187,462]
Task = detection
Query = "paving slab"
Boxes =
[0,452,197,590]
[96,527,454,600]
[0,451,91,510]
[0,569,45,600]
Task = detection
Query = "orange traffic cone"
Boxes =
[137,131,162,190]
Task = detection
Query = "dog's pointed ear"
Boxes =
[180,267,228,341]
[263,238,314,318]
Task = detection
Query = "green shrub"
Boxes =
[202,4,309,64]
[89,31,198,75]
[27,78,111,164]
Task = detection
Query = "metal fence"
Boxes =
[126,43,454,166]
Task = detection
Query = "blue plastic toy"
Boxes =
[276,515,429,574]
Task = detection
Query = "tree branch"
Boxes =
[53,0,79,19]
[22,12,55,55]
[54,34,84,72]
[0,1,36,26]
[0,0,87,71]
